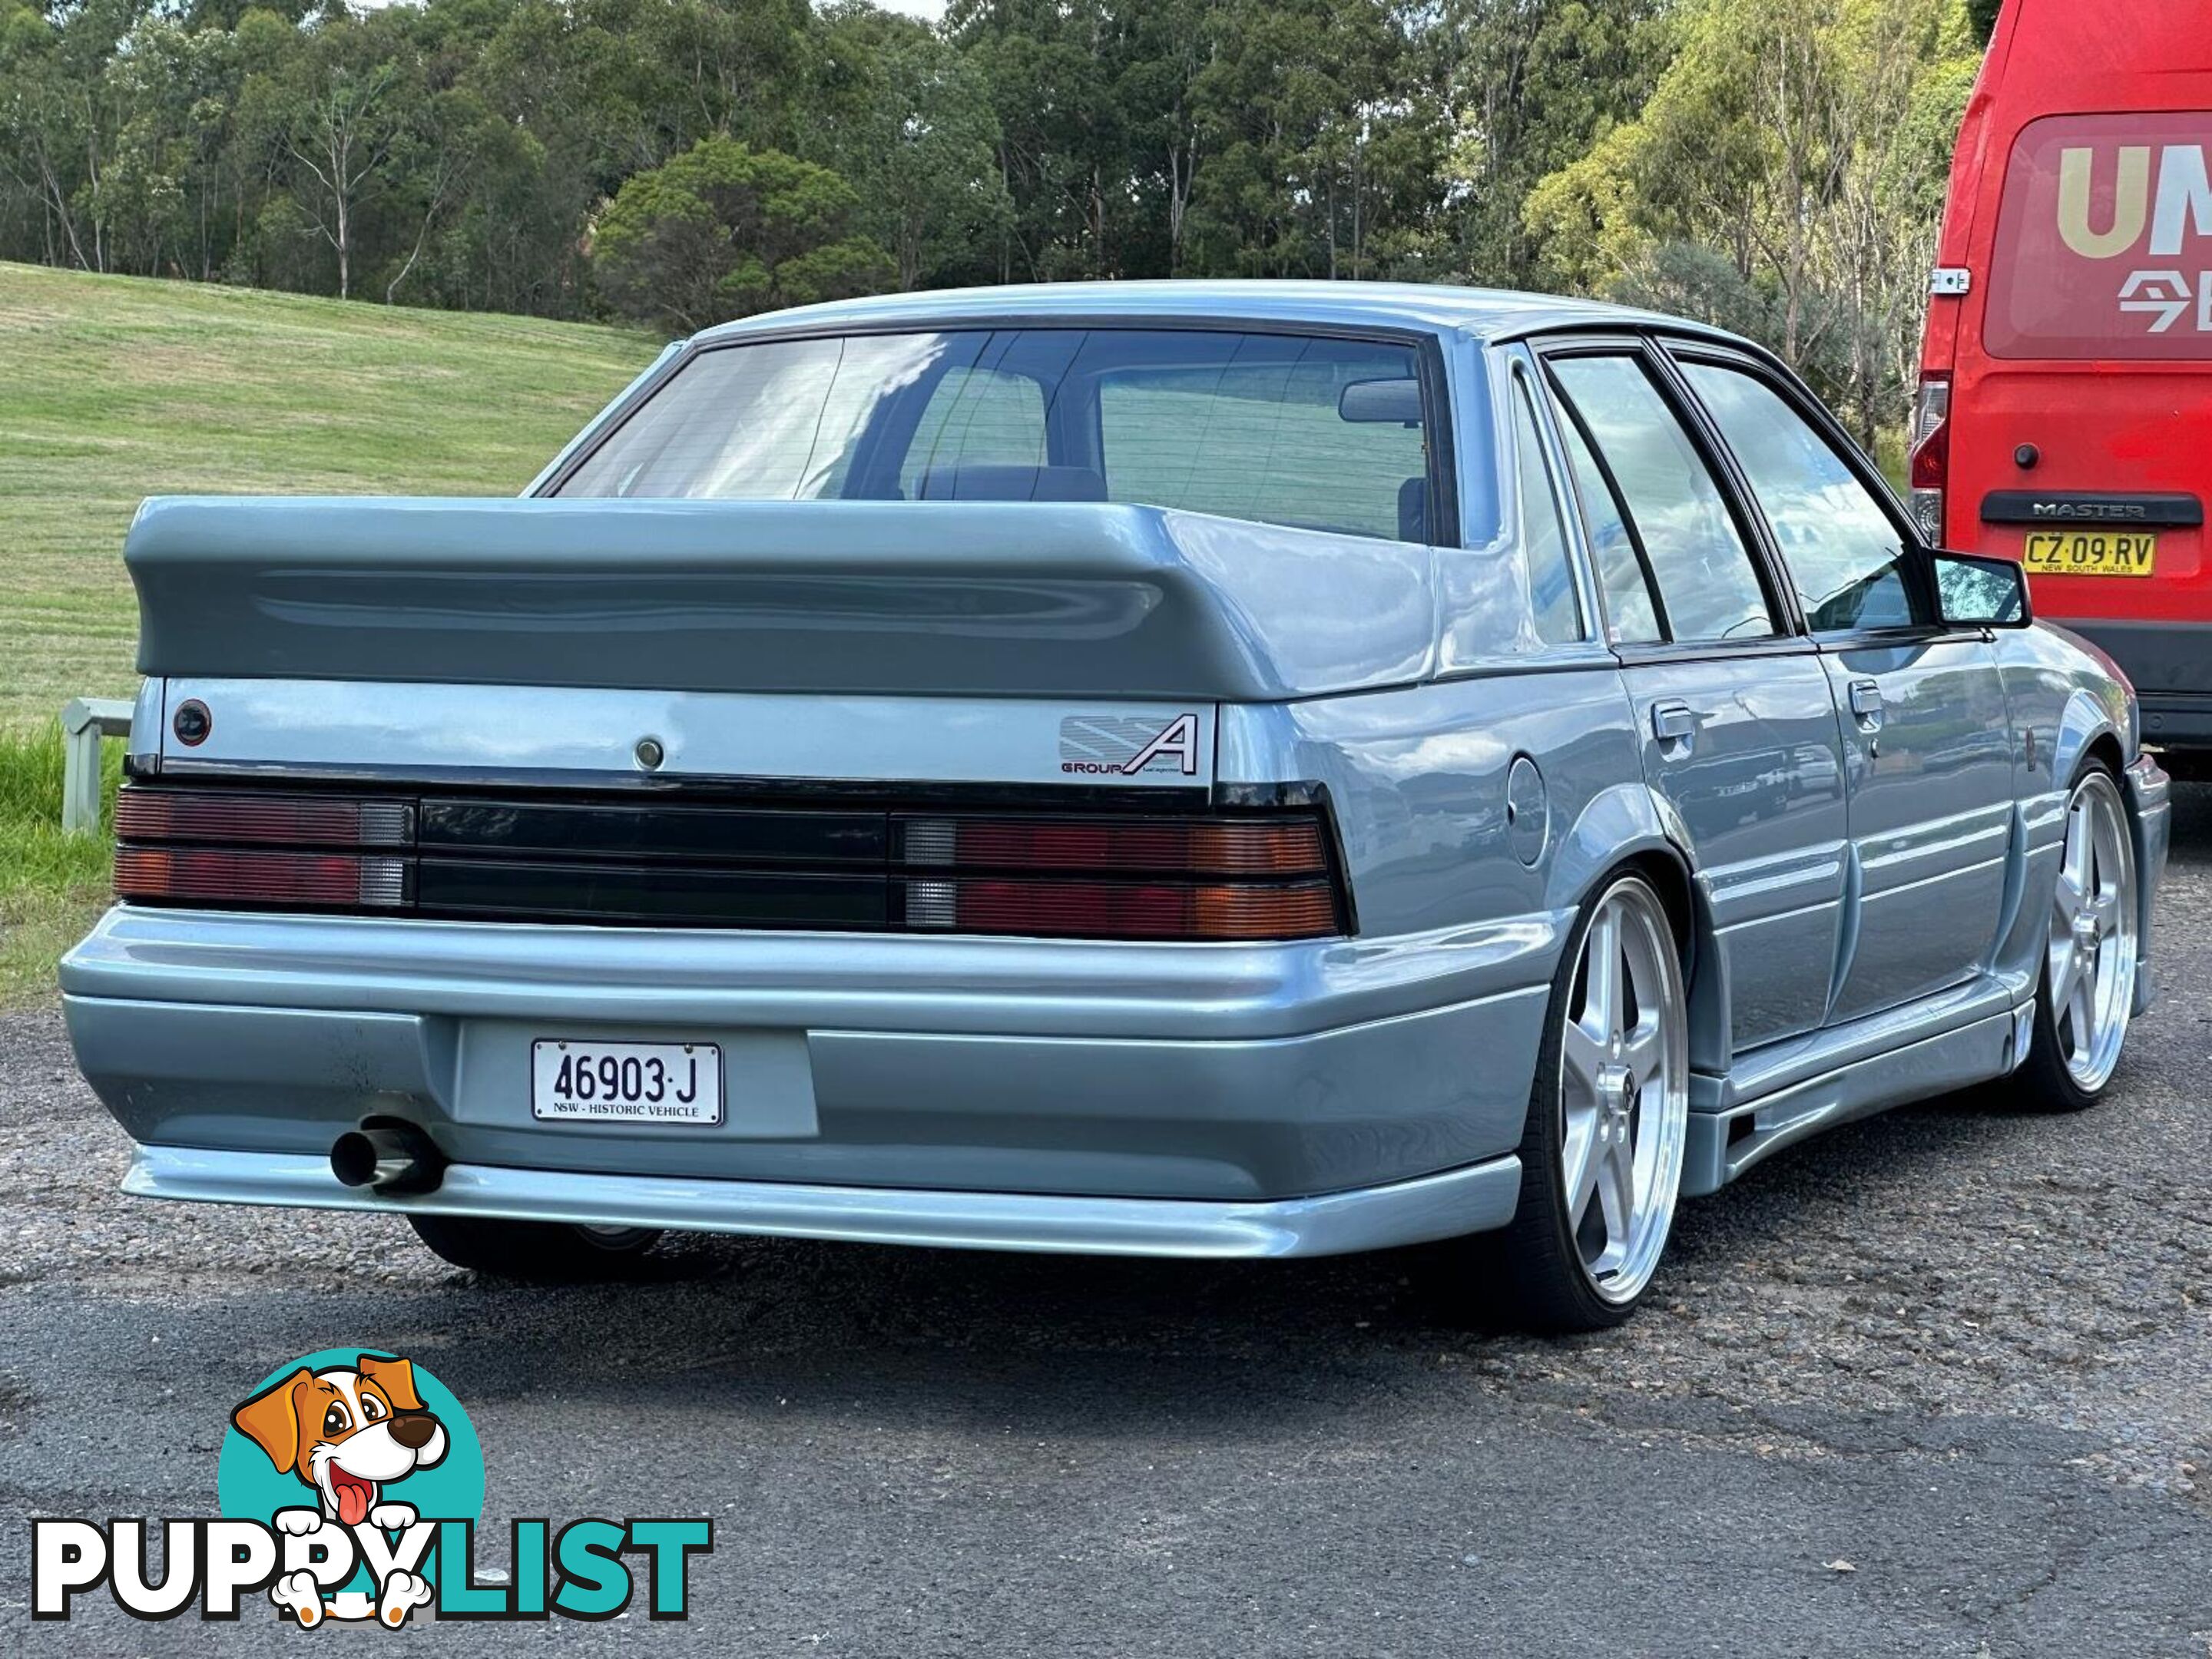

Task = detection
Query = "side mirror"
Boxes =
[1932,550,2032,628]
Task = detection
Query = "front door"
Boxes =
[1818,639,2015,1017]
[1676,353,2016,1022]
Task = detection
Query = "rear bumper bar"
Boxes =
[121,1144,1524,1260]
[2061,620,2212,749]
[61,904,1561,1224]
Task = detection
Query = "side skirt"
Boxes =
[1683,989,2028,1197]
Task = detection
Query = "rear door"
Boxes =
[1675,347,2015,1023]
[1538,343,1849,1056]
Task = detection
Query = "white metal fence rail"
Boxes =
[61,697,133,834]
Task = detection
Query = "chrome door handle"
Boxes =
[1847,679,1884,722]
[1651,700,1697,747]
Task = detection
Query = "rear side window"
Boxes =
[560,327,1451,545]
[1684,363,1921,633]
[1555,412,1661,645]
[1548,356,1776,644]
[1986,114,2212,359]
[1508,382,1588,645]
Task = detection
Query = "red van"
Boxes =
[1916,0,2212,764]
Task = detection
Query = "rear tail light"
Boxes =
[904,876,1339,941]
[1908,374,1950,546]
[114,789,412,847]
[897,816,1327,876]
[115,846,408,907]
[896,813,1343,941]
[114,785,413,911]
[111,787,1350,941]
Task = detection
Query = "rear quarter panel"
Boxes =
[1217,667,1640,962]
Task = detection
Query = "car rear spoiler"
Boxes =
[125,498,1440,701]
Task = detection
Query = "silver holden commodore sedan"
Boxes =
[64,282,2170,1332]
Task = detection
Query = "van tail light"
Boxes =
[1908,374,1950,546]
[896,813,1346,941]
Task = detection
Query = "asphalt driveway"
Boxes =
[3,791,2210,1654]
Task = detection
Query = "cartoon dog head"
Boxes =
[231,1354,449,1527]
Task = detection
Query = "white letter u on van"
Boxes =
[2058,146,2150,258]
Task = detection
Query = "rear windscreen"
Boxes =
[1986,112,2212,359]
[555,327,1465,545]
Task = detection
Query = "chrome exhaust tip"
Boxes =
[330,1121,446,1195]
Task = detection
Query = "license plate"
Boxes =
[2023,530,2157,576]
[531,1040,723,1124]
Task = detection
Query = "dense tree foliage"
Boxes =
[0,0,1979,431]
[594,135,892,329]
[1525,0,1976,442]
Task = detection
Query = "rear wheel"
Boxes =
[1479,872,1690,1333]
[406,1214,663,1281]
[2014,763,2137,1112]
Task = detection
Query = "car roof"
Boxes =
[687,280,1750,350]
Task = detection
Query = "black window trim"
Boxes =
[536,315,1462,550]
[1652,336,1952,646]
[1531,333,1808,658]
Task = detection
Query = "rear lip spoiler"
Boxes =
[1980,491,2204,527]
[124,495,1442,703]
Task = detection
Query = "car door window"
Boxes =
[1510,381,1588,645]
[1550,355,1776,644]
[1553,401,1662,644]
[1683,362,1922,634]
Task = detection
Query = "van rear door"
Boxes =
[1920,0,2212,752]
[1966,110,2212,590]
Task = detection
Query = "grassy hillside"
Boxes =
[0,261,661,730]
[0,263,658,998]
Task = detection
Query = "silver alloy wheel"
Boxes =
[1557,880,1690,1306]
[2048,770,2137,1092]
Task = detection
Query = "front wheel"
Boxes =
[2014,763,2137,1112]
[1477,871,1691,1333]
[406,1214,664,1281]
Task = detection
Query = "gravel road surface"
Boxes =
[3,793,2209,1654]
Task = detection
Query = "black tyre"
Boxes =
[2011,761,2137,1114]
[1465,871,1692,1333]
[406,1214,663,1281]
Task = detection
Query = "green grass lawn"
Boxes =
[0,261,660,730]
[0,725,120,998]
[0,261,660,998]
